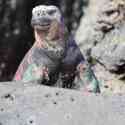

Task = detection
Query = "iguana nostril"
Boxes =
[37,12,40,16]
[42,11,46,15]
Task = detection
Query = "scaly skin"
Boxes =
[14,45,59,83]
[14,5,66,84]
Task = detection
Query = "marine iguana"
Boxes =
[13,5,100,92]
[13,5,66,85]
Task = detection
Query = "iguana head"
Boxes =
[31,5,65,41]
[31,5,61,30]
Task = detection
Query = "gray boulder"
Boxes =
[92,24,125,72]
[75,0,125,92]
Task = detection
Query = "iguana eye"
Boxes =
[48,9,56,15]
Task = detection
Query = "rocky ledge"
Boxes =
[0,81,125,125]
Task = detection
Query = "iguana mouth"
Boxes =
[34,24,50,31]
[31,18,52,30]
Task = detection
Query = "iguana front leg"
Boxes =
[22,64,49,82]
[13,47,50,82]
[75,62,101,93]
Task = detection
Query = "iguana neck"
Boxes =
[34,29,63,49]
[34,29,48,48]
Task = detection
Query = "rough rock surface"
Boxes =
[75,0,125,91]
[0,81,125,125]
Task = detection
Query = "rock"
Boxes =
[75,0,106,54]
[92,24,125,72]
[75,0,125,91]
[0,81,125,125]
